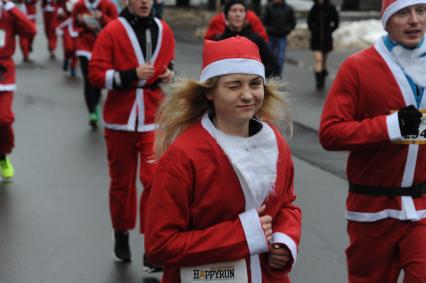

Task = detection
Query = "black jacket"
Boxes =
[307,2,339,53]
[215,26,280,77]
[262,2,296,37]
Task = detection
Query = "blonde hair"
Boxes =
[155,76,292,158]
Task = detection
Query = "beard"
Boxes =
[391,36,426,88]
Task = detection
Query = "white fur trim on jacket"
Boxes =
[239,208,269,255]
[200,58,265,82]
[386,111,402,141]
[391,35,426,87]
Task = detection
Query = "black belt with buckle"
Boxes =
[349,182,426,198]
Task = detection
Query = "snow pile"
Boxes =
[287,0,313,11]
[288,19,386,50]
[333,20,386,49]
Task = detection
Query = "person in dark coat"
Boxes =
[262,0,296,76]
[215,0,280,78]
[307,0,339,90]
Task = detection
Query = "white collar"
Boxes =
[201,113,279,208]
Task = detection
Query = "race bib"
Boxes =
[396,110,426,144]
[180,259,248,283]
[0,29,5,48]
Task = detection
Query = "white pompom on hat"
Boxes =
[381,0,426,27]
[199,36,265,82]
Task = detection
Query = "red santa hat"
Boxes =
[381,0,426,27]
[199,36,265,82]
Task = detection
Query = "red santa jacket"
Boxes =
[72,0,117,58]
[145,115,302,283]
[0,2,36,91]
[14,0,37,21]
[204,11,268,42]
[89,16,175,132]
[319,39,426,222]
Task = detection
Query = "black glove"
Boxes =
[398,105,422,136]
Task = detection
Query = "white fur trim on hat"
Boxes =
[199,58,265,82]
[382,0,426,27]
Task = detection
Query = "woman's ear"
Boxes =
[205,91,213,101]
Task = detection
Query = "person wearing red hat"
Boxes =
[215,0,280,77]
[204,0,268,42]
[144,36,301,283]
[89,0,175,266]
[15,0,37,63]
[320,0,426,282]
[56,0,78,77]
[41,0,60,58]
[72,0,118,129]
[0,0,36,180]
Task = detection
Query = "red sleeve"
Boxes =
[204,14,225,40]
[247,11,268,42]
[265,140,301,277]
[319,58,389,151]
[145,147,251,268]
[9,6,36,37]
[89,27,114,89]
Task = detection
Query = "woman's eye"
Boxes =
[250,81,262,88]
[229,85,239,90]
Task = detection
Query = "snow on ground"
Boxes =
[333,19,386,49]
[289,19,386,50]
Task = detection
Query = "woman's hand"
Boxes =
[268,244,291,270]
[257,205,272,242]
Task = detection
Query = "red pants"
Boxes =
[347,218,426,283]
[104,129,157,233]
[43,12,57,51]
[0,92,15,154]
[19,33,35,59]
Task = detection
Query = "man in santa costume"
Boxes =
[88,0,175,266]
[204,0,268,42]
[41,0,59,58]
[56,0,78,77]
[0,0,36,180]
[144,36,301,283]
[72,0,117,129]
[16,0,37,62]
[320,0,426,282]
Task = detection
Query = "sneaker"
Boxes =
[143,254,163,273]
[95,104,101,120]
[89,112,98,129]
[113,231,131,262]
[0,156,14,180]
[23,57,34,64]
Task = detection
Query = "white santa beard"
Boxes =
[391,37,426,88]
